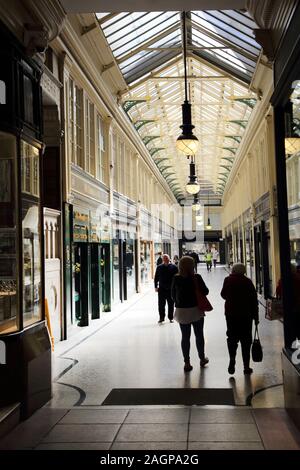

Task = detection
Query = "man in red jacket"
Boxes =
[221,263,259,375]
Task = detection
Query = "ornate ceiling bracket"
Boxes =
[252,29,275,61]
[246,0,297,61]
[23,0,66,56]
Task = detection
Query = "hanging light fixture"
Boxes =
[176,12,199,156]
[186,156,200,194]
[192,195,200,211]
[206,191,212,230]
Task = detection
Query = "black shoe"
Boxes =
[228,360,235,375]
[158,319,164,324]
[184,362,193,372]
[169,319,174,323]
[244,367,253,375]
[200,357,209,367]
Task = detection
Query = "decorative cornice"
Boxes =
[22,0,66,55]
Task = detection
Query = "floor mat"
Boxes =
[101,388,235,406]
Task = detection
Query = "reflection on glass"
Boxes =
[113,239,120,303]
[284,80,300,345]
[21,141,42,327]
[126,239,135,296]
[140,241,151,283]
[0,132,18,334]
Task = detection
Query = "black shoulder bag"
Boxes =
[251,326,263,362]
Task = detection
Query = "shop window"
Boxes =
[86,98,95,176]
[75,87,83,168]
[69,79,75,164]
[69,79,84,169]
[96,114,105,182]
[112,134,118,191]
[21,141,42,327]
[0,80,6,104]
[0,133,19,334]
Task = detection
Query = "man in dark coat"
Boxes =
[221,263,259,375]
[156,252,163,266]
[190,251,200,273]
[154,254,178,323]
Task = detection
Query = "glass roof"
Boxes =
[96,10,261,199]
[97,10,261,84]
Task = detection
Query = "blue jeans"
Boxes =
[179,318,205,362]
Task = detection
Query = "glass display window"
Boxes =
[283,80,300,345]
[0,132,19,334]
[21,141,42,327]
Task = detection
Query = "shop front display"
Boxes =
[112,236,121,303]
[125,234,136,298]
[90,216,101,320]
[72,208,89,326]
[100,217,111,311]
[0,133,18,334]
[271,3,300,430]
[0,24,51,416]
[140,240,152,283]
[21,141,42,327]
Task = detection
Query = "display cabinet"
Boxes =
[0,134,50,416]
[0,24,51,418]
[0,133,18,334]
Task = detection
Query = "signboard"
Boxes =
[73,209,89,242]
[89,217,101,243]
[101,216,111,243]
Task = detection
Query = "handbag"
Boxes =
[251,326,263,362]
[193,276,213,312]
[265,297,283,321]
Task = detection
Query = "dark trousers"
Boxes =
[158,288,174,320]
[179,318,205,362]
[226,316,253,368]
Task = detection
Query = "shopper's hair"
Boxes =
[231,263,246,275]
[178,256,195,277]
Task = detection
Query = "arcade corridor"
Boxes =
[1,0,300,457]
[2,267,298,451]
[50,266,283,408]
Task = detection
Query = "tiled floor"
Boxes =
[48,266,284,409]
[1,406,299,450]
[1,266,296,451]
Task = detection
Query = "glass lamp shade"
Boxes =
[186,181,200,195]
[176,135,199,155]
[206,218,212,230]
[285,137,300,155]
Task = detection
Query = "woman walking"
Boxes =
[171,256,210,372]
[221,263,259,375]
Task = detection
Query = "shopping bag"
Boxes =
[193,276,213,312]
[251,326,263,362]
[265,298,283,321]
